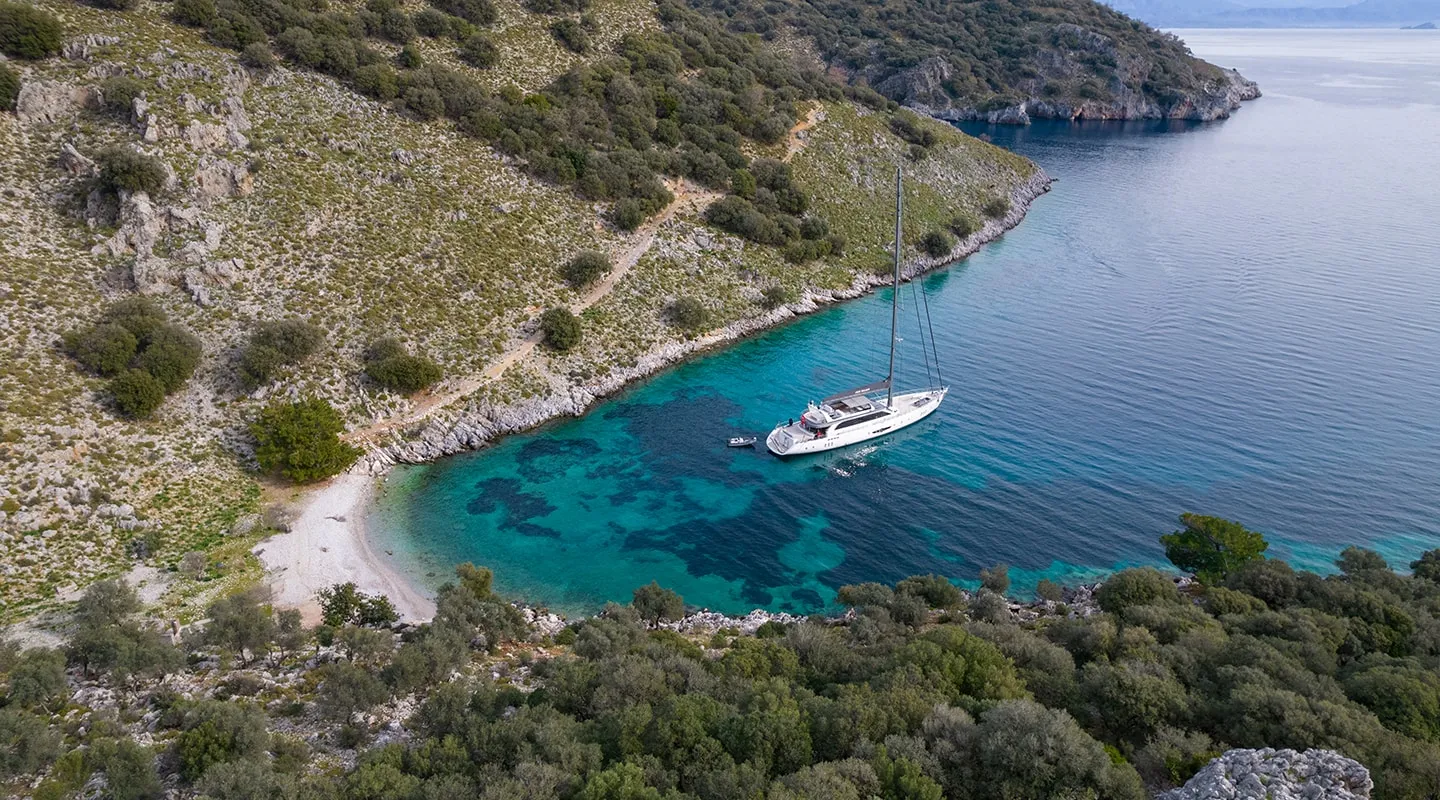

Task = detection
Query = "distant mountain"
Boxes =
[1105,0,1440,26]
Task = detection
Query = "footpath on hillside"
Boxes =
[346,105,825,448]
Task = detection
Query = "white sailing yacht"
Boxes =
[766,167,948,457]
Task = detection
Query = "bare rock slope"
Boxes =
[1159,749,1373,800]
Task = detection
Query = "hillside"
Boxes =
[0,0,1044,618]
[1105,0,1440,27]
[689,0,1260,123]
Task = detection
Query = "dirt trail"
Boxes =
[346,104,824,447]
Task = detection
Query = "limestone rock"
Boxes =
[133,254,180,295]
[15,80,100,125]
[191,157,253,202]
[182,257,240,306]
[62,34,120,61]
[875,56,953,109]
[98,192,167,258]
[1158,748,1372,800]
[59,143,97,178]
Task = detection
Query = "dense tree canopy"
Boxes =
[10,532,1440,799]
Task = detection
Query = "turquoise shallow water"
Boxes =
[369,30,1440,616]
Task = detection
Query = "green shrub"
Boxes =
[317,582,399,627]
[539,307,582,352]
[632,582,684,626]
[919,229,954,258]
[378,7,415,42]
[63,323,138,377]
[1095,568,1180,614]
[429,0,496,27]
[109,369,167,418]
[413,8,452,36]
[397,43,423,68]
[4,648,67,709]
[705,195,785,246]
[0,1,64,59]
[132,325,202,393]
[889,111,936,147]
[550,18,590,53]
[526,0,590,11]
[897,574,964,609]
[403,86,445,120]
[95,147,168,197]
[949,213,978,238]
[0,709,62,778]
[171,0,216,27]
[759,285,794,310]
[364,337,407,363]
[238,319,323,388]
[982,196,1011,219]
[239,42,275,71]
[361,338,442,393]
[610,198,647,231]
[173,702,269,782]
[1036,578,1064,602]
[0,64,20,112]
[100,76,145,117]
[87,0,140,10]
[458,34,497,67]
[1412,549,1440,583]
[562,250,609,288]
[366,354,443,394]
[354,63,399,99]
[979,563,1010,595]
[1201,585,1265,616]
[90,738,160,800]
[250,398,361,483]
[667,297,709,333]
[100,296,167,339]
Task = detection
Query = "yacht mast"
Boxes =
[887,166,902,410]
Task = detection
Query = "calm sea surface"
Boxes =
[369,30,1440,615]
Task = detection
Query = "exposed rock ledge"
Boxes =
[359,169,1052,471]
[1159,748,1372,800]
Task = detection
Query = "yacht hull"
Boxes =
[765,389,946,457]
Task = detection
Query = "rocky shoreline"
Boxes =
[357,169,1054,471]
[931,69,1262,126]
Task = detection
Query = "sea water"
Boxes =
[369,30,1440,615]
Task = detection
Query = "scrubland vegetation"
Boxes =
[4,519,1440,799]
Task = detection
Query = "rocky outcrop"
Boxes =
[58,143,98,178]
[1159,749,1372,800]
[15,80,101,125]
[360,169,1053,470]
[192,157,254,201]
[62,34,120,61]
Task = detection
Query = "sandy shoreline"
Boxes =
[254,473,435,624]
[270,172,1053,620]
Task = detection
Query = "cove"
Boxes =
[369,30,1440,616]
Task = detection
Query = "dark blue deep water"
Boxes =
[370,31,1440,615]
